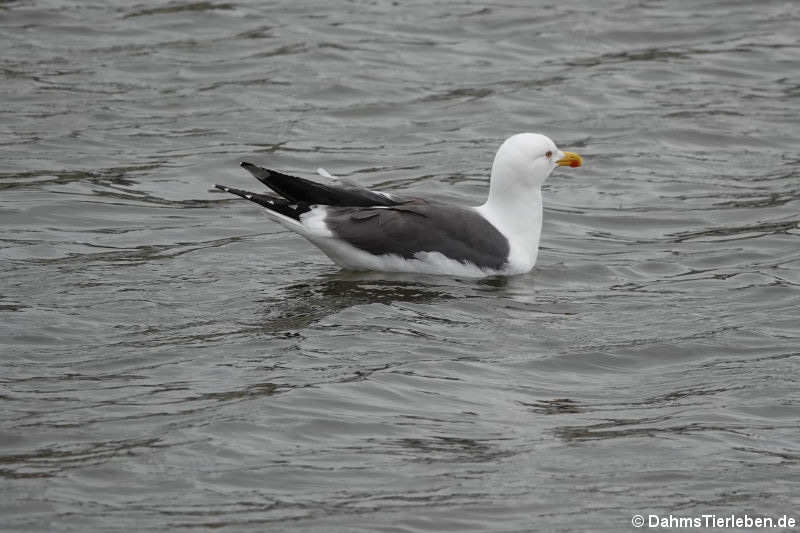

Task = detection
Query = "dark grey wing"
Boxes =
[240,162,400,207]
[325,203,510,271]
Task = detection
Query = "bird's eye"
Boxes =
[546,150,553,158]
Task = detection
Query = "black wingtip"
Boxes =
[239,161,275,187]
[215,183,258,202]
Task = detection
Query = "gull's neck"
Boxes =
[477,184,544,273]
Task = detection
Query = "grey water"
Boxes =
[2,1,799,531]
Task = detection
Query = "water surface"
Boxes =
[2,1,799,531]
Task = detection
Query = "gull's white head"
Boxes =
[478,133,582,272]
[488,133,582,197]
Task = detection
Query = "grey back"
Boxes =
[325,202,510,270]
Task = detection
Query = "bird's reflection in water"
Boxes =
[253,270,511,334]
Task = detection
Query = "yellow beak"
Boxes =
[556,151,583,168]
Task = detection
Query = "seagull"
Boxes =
[215,133,582,277]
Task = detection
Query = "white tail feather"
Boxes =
[316,167,336,179]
